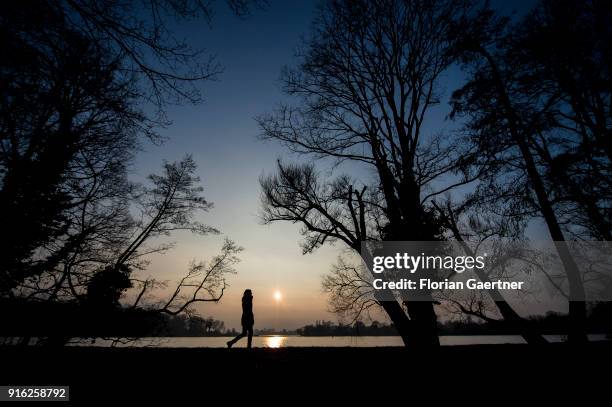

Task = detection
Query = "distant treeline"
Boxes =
[297,320,398,336]
[154,314,226,337]
[297,303,612,336]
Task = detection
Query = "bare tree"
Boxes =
[508,0,611,242]
[132,239,242,315]
[116,156,219,269]
[28,155,231,300]
[321,256,380,323]
[449,0,611,342]
[0,4,149,293]
[0,0,257,292]
[318,196,550,344]
[0,2,253,346]
[259,0,485,346]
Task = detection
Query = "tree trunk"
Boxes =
[478,46,588,343]
[439,202,548,344]
[494,301,547,344]
[378,299,414,347]
[476,270,548,344]
[404,300,440,346]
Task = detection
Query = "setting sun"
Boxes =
[274,290,282,302]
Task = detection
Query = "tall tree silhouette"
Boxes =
[1,0,257,294]
[509,0,611,241]
[0,1,247,341]
[0,2,147,292]
[450,0,611,342]
[259,0,483,347]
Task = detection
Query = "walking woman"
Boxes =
[227,289,254,348]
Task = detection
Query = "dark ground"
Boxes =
[1,343,611,404]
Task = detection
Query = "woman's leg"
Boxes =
[246,327,253,349]
[227,328,246,348]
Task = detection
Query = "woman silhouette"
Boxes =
[227,289,254,348]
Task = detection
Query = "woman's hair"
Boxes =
[243,289,252,298]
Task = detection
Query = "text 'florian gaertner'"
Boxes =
[370,252,525,291]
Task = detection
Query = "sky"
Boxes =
[131,0,538,330]
[133,0,338,330]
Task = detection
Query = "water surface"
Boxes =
[74,334,609,348]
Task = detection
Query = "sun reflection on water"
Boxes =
[264,336,286,348]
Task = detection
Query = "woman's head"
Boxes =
[243,289,252,298]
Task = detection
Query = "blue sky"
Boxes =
[133,1,337,330]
